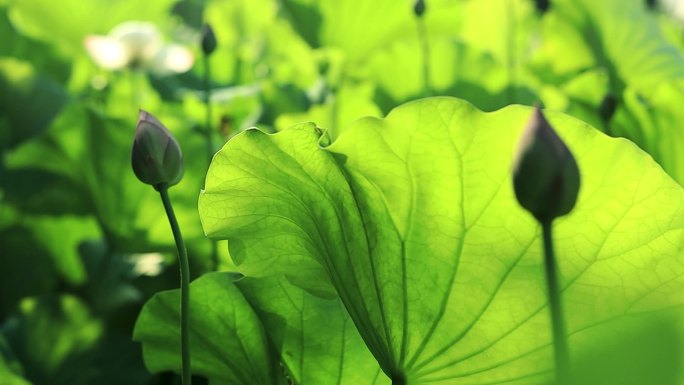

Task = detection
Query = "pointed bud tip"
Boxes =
[137,109,166,131]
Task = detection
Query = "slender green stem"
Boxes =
[158,184,191,385]
[328,88,338,135]
[599,93,617,137]
[203,53,215,164]
[210,240,219,271]
[505,0,517,102]
[129,70,143,109]
[203,53,219,271]
[326,72,344,137]
[541,220,569,385]
[416,17,431,97]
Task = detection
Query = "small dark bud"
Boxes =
[219,115,232,138]
[598,93,618,125]
[414,0,426,17]
[318,58,330,76]
[513,107,580,223]
[200,24,217,56]
[534,0,551,14]
[132,110,184,189]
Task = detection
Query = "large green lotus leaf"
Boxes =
[135,271,387,384]
[612,83,684,186]
[133,273,279,385]
[199,97,684,384]
[237,275,390,385]
[564,314,683,385]
[199,122,351,297]
[536,0,684,95]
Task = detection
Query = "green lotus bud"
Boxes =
[132,110,184,189]
[513,107,580,223]
[414,0,426,17]
[200,23,217,56]
[533,0,551,15]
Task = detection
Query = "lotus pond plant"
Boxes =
[133,97,683,385]
[513,107,580,385]
[1,1,684,385]
[132,110,192,385]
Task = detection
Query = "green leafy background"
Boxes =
[1,0,683,384]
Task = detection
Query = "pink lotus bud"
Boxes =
[131,110,184,189]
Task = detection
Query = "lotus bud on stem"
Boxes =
[413,0,431,96]
[132,110,192,385]
[534,0,551,15]
[132,110,184,188]
[413,0,426,17]
[199,23,217,163]
[200,24,217,56]
[199,23,220,271]
[513,106,580,385]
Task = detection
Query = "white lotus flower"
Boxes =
[661,0,684,22]
[85,21,194,75]
[128,253,165,276]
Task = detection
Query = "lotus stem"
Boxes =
[158,183,191,385]
[541,220,569,385]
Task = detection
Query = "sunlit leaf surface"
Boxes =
[200,97,684,384]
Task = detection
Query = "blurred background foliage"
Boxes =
[1,0,684,384]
